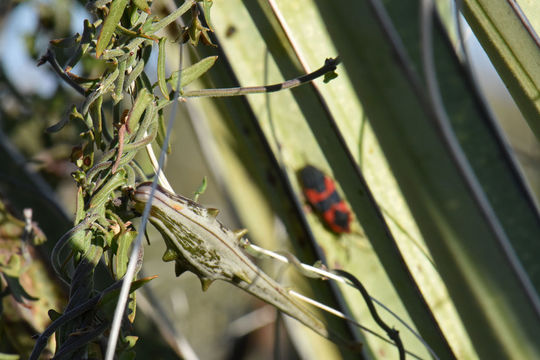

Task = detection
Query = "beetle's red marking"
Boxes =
[300,165,352,234]
[322,201,352,233]
[303,177,336,204]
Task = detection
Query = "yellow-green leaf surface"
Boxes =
[462,0,540,136]
[314,0,540,358]
[180,0,455,358]
[152,0,540,359]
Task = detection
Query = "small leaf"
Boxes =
[123,335,139,349]
[96,0,129,58]
[0,255,21,277]
[193,176,207,202]
[49,33,81,48]
[132,0,151,14]
[70,229,92,254]
[123,57,145,92]
[167,55,218,91]
[112,59,127,104]
[48,309,62,321]
[157,37,169,100]
[128,291,136,322]
[89,95,104,150]
[75,187,85,224]
[115,231,136,279]
[68,105,85,124]
[201,0,214,31]
[88,169,127,209]
[2,274,39,302]
[81,19,96,46]
[155,110,171,154]
[323,70,338,83]
[127,88,153,135]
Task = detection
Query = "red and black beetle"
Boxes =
[299,165,352,234]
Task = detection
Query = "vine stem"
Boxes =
[181,57,340,98]
[244,241,438,359]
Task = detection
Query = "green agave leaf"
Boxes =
[314,0,540,358]
[205,0,444,358]
[462,0,540,137]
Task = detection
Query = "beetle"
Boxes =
[299,165,352,234]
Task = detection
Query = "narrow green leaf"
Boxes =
[123,57,145,92]
[75,187,85,224]
[193,176,207,201]
[115,231,136,279]
[155,110,171,154]
[157,37,169,99]
[112,59,127,104]
[167,55,218,92]
[88,170,126,209]
[127,88,153,135]
[96,0,129,58]
[148,0,195,33]
[89,95,104,149]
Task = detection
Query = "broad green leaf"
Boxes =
[314,0,540,358]
[462,0,540,138]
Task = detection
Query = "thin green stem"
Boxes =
[150,0,195,34]
[182,57,340,98]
